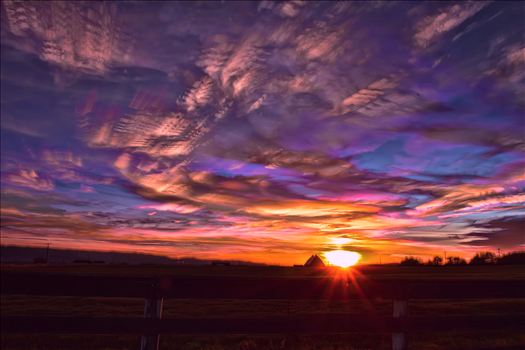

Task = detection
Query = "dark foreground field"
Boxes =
[1,264,524,350]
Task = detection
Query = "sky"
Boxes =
[1,1,524,265]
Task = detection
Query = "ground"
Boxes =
[1,264,524,349]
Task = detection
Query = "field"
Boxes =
[1,264,525,350]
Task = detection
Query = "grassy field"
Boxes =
[2,264,525,350]
[2,263,525,279]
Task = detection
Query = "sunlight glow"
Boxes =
[330,237,354,245]
[324,250,361,268]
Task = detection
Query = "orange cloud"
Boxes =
[245,199,378,217]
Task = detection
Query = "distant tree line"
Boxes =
[399,251,525,266]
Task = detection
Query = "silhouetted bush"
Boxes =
[397,251,525,266]
[469,252,497,265]
[445,256,467,265]
[497,252,525,265]
[400,256,422,266]
[426,256,443,266]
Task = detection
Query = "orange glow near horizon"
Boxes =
[324,250,362,268]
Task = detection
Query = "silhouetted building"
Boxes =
[304,254,325,267]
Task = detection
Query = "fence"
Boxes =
[2,272,524,350]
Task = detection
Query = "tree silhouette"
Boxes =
[400,256,422,266]
[497,252,525,265]
[426,256,443,266]
[469,252,497,265]
[445,256,467,265]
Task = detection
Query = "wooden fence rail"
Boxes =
[2,272,524,350]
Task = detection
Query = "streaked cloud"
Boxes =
[414,2,488,48]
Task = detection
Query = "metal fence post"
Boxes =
[140,281,163,350]
[392,299,407,350]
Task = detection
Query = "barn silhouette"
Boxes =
[304,254,325,267]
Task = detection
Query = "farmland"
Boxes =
[1,264,525,350]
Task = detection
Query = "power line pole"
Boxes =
[45,243,50,264]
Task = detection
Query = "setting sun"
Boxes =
[323,250,361,268]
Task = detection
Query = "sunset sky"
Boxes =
[1,1,524,265]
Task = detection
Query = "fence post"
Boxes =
[392,299,407,350]
[140,281,163,350]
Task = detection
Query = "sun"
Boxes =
[323,250,361,268]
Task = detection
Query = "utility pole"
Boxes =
[45,243,50,264]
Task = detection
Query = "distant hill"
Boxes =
[0,245,263,266]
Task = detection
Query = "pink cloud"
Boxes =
[414,2,488,48]
[6,170,54,191]
[138,203,200,214]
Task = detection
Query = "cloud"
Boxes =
[465,218,525,249]
[341,78,397,112]
[245,199,378,218]
[1,1,524,264]
[138,203,200,214]
[4,170,54,191]
[2,1,129,74]
[414,2,488,48]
